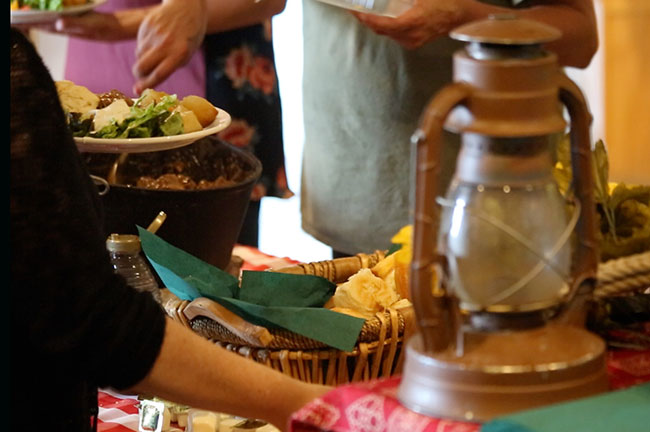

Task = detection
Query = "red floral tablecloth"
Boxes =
[290,376,480,432]
[288,347,650,432]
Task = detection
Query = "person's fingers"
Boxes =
[12,21,56,33]
[32,21,58,32]
[132,44,164,80]
[54,16,90,35]
[132,48,186,94]
[53,13,125,40]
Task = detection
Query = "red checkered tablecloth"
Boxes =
[97,390,140,432]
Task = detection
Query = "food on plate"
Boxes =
[175,105,204,133]
[97,89,134,109]
[136,88,168,108]
[91,99,132,132]
[180,95,218,127]
[11,0,88,11]
[55,80,218,139]
[55,80,99,115]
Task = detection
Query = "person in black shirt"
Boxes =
[10,27,328,432]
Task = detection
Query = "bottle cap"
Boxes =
[106,233,142,254]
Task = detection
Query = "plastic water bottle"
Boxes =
[106,233,161,303]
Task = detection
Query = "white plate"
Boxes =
[74,109,231,154]
[10,0,107,24]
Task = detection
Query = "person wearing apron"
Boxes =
[299,0,597,256]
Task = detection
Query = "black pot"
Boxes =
[85,136,262,269]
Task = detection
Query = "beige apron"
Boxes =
[301,0,526,254]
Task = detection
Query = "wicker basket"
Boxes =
[161,250,650,385]
[160,251,416,385]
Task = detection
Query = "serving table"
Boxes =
[96,246,650,432]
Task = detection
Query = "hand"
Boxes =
[132,0,207,95]
[51,11,138,41]
[352,0,468,49]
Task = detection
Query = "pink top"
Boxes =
[64,0,205,99]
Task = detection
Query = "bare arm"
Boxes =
[461,0,598,68]
[355,0,598,68]
[128,318,330,431]
[42,7,151,41]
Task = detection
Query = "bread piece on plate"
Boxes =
[55,80,99,115]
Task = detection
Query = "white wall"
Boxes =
[261,1,333,262]
[29,29,68,80]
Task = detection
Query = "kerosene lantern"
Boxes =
[398,15,608,421]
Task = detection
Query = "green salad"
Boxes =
[13,0,65,11]
[69,93,185,139]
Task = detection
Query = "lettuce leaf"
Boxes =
[93,94,184,139]
[22,0,63,11]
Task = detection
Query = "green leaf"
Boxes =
[47,0,62,10]
[95,122,121,139]
[160,111,184,136]
[553,134,572,197]
[591,139,617,240]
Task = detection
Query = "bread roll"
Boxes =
[371,253,410,301]
[331,268,399,319]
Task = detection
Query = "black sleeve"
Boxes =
[10,28,166,390]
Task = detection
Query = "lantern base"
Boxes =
[397,324,608,422]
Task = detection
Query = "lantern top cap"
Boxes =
[450,14,562,46]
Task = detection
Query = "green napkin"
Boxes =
[137,227,366,351]
[480,383,650,432]
[239,270,334,307]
